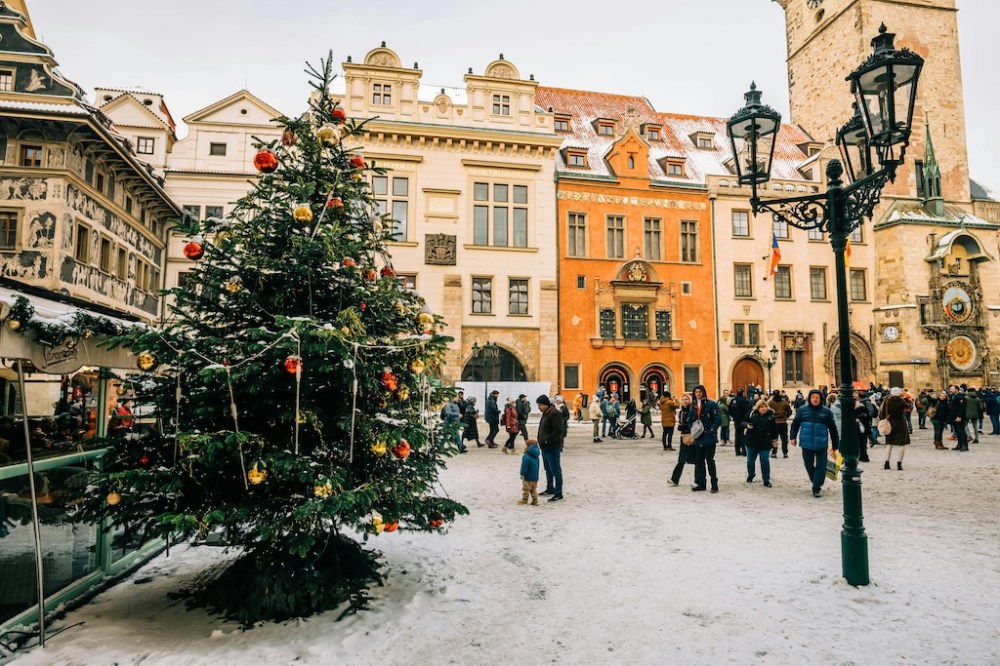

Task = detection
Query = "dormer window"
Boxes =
[373,83,392,105]
[566,149,588,168]
[0,69,13,93]
[662,158,686,177]
[554,115,571,132]
[492,94,511,116]
[797,141,823,157]
[597,121,615,136]
[691,132,716,149]
[642,123,662,141]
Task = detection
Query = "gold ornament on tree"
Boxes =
[314,481,334,499]
[247,464,267,485]
[293,204,314,223]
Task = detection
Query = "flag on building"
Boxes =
[768,233,781,276]
[845,237,852,268]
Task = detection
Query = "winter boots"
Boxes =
[934,440,946,450]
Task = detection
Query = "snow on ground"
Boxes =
[8,421,1000,665]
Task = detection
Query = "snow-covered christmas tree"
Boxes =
[76,54,467,625]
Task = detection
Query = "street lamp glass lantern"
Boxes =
[769,345,779,363]
[837,103,875,182]
[727,82,782,189]
[847,24,924,166]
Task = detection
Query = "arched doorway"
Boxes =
[825,333,874,385]
[833,349,859,384]
[461,346,527,382]
[599,364,632,403]
[640,365,670,402]
[731,358,764,394]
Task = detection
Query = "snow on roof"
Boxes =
[885,202,993,226]
[95,85,164,98]
[0,98,88,116]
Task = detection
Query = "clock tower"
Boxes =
[772,0,970,202]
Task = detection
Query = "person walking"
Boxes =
[854,395,871,463]
[600,394,613,439]
[744,399,777,487]
[658,391,678,451]
[915,390,930,430]
[640,395,655,439]
[462,396,482,448]
[502,397,520,454]
[668,393,693,485]
[516,394,531,441]
[572,393,584,422]
[789,389,839,498]
[607,394,621,439]
[948,385,969,451]
[536,395,564,502]
[983,387,1000,435]
[719,397,731,447]
[555,395,570,442]
[793,390,805,410]
[484,390,501,448]
[442,395,468,454]
[879,387,910,470]
[929,390,949,450]
[729,389,750,457]
[589,396,603,443]
[902,389,914,435]
[768,390,792,458]
[517,439,540,505]
[688,385,722,493]
[966,388,984,444]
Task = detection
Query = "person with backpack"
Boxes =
[502,397,520,454]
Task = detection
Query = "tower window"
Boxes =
[373,83,392,106]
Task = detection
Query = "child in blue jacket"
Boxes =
[518,439,540,505]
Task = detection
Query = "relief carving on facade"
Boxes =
[0,176,48,200]
[67,184,159,260]
[425,233,457,265]
[487,64,514,79]
[0,252,49,280]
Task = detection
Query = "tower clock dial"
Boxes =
[942,286,973,323]
[882,325,900,342]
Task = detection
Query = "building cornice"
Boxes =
[357,118,563,148]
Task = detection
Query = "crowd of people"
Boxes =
[446,382,998,504]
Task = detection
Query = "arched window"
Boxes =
[461,347,527,382]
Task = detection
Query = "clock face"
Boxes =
[942,286,973,323]
[882,325,900,342]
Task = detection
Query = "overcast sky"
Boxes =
[28,0,1000,192]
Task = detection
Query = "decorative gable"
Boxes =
[182,90,282,128]
[0,3,84,101]
[605,129,649,178]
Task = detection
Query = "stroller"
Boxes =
[616,414,639,439]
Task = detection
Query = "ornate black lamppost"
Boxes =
[753,344,780,395]
[726,25,923,586]
[470,340,501,405]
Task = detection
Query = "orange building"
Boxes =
[535,88,717,403]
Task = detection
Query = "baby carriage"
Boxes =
[616,414,639,439]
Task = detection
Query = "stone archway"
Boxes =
[461,345,528,382]
[824,332,874,385]
[598,363,633,403]
[731,357,764,394]
[639,364,673,401]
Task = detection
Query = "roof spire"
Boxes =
[922,112,944,217]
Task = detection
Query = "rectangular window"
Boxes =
[732,210,750,237]
[599,308,616,339]
[177,270,193,290]
[0,211,16,249]
[748,323,760,347]
[564,364,580,390]
[850,269,867,301]
[84,159,94,182]
[733,323,745,347]
[373,176,410,241]
[734,264,753,297]
[567,152,586,167]
[644,218,661,261]
[492,94,510,116]
[606,215,624,258]
[472,277,492,314]
[372,83,392,105]
[773,218,789,239]
[135,259,151,291]
[116,247,128,280]
[697,136,714,149]
[99,237,112,273]
[849,225,863,243]
[598,123,614,136]
[784,350,805,383]
[107,174,116,200]
[182,205,200,222]
[204,205,224,219]
[648,128,660,141]
[472,181,527,247]
[774,265,792,299]
[74,224,90,263]
[576,275,586,289]
[683,366,701,392]
[568,213,586,257]
[96,173,105,192]
[509,278,528,315]
[681,220,698,262]
[621,304,649,340]
[810,267,828,300]
[209,142,227,156]
[21,145,43,168]
[554,118,570,132]
[397,273,417,290]
[808,227,824,241]
[667,162,684,176]
[655,310,672,341]
[0,69,12,92]
[136,137,155,155]
[915,160,925,198]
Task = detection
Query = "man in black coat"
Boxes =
[484,390,501,448]
[536,395,565,502]
[516,394,531,441]
[947,385,969,451]
[729,389,750,457]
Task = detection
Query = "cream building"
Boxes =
[332,45,563,387]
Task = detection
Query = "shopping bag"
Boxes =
[826,447,843,481]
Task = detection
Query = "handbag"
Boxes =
[680,433,694,445]
[690,420,705,440]
[926,406,937,419]
[877,418,892,436]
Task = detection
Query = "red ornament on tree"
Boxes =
[281,129,297,146]
[382,368,398,391]
[326,197,343,209]
[332,107,347,124]
[341,257,357,268]
[384,520,399,533]
[429,514,444,529]
[253,149,279,174]
[392,439,411,459]
[364,268,377,281]
[138,454,151,467]
[349,155,365,169]
[284,355,303,375]
[183,238,205,260]
[380,266,396,278]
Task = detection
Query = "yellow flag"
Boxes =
[845,238,851,268]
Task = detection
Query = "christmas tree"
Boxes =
[76,54,467,625]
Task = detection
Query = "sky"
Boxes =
[26,0,1000,192]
